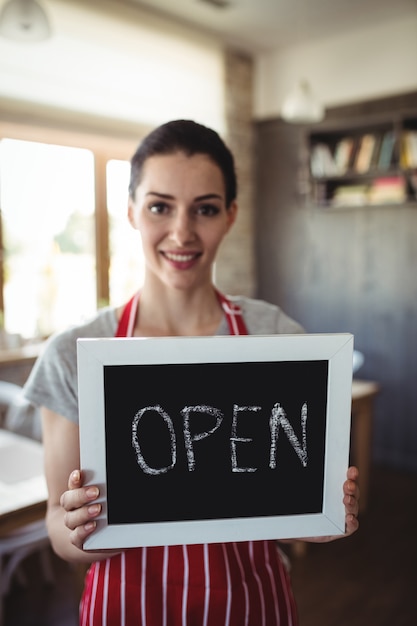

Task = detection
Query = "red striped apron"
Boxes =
[79,291,298,626]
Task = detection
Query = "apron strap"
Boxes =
[214,289,248,336]
[116,290,248,337]
[115,291,140,337]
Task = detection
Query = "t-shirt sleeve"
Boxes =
[24,330,80,423]
[238,297,305,335]
[23,308,117,423]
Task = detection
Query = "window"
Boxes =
[0,127,142,342]
[106,159,144,307]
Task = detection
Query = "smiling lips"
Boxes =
[162,251,202,269]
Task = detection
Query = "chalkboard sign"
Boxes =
[77,333,353,550]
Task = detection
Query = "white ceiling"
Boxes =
[125,0,417,53]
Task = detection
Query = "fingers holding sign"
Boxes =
[343,465,360,536]
[60,469,101,551]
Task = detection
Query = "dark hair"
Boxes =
[129,119,237,207]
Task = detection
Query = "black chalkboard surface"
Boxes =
[77,333,353,549]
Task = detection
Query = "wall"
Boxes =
[215,50,256,297]
[254,95,417,471]
[254,12,417,119]
[0,0,226,132]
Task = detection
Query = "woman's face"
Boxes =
[128,151,237,292]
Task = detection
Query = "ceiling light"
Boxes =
[281,80,324,124]
[0,0,51,42]
[198,0,231,7]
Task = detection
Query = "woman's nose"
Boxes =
[170,212,196,245]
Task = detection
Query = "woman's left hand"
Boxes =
[304,465,360,543]
[342,465,360,536]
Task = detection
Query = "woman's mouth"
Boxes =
[162,251,202,269]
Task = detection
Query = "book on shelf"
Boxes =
[370,134,383,169]
[331,177,407,207]
[409,131,417,166]
[368,176,406,205]
[400,131,417,168]
[354,134,378,173]
[310,143,338,177]
[333,137,355,174]
[377,130,396,170]
[331,184,370,208]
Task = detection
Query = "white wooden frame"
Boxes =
[77,333,353,550]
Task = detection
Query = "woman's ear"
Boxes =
[127,198,138,229]
[226,201,238,231]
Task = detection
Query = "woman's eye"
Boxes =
[148,202,168,214]
[196,204,221,217]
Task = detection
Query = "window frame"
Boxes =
[0,117,143,335]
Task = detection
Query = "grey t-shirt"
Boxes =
[24,296,304,424]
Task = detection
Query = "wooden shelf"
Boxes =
[308,113,417,209]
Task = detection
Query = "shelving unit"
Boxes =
[256,89,417,476]
[308,114,417,209]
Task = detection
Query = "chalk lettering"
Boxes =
[131,402,309,473]
[181,405,223,471]
[269,402,308,468]
[231,405,261,473]
[132,405,176,475]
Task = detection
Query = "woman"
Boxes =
[24,119,359,626]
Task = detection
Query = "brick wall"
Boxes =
[215,49,256,297]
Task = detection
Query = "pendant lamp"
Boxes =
[0,0,51,42]
[281,79,324,124]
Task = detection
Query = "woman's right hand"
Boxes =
[60,469,101,551]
